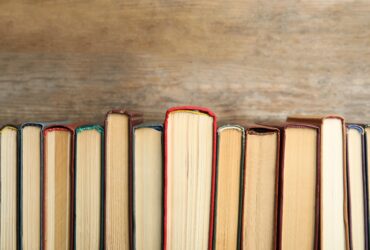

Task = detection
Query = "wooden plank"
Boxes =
[0,0,369,124]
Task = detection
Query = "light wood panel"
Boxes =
[0,0,369,123]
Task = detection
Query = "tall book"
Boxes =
[288,115,350,250]
[74,125,104,249]
[0,125,18,249]
[133,123,163,250]
[105,110,142,249]
[213,125,244,250]
[43,124,76,250]
[20,122,65,250]
[346,124,368,250]
[241,125,279,250]
[270,123,320,250]
[164,106,217,250]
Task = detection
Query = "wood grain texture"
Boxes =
[0,0,369,124]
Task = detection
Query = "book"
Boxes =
[288,115,350,250]
[133,123,163,250]
[364,125,370,240]
[271,123,319,250]
[43,124,76,250]
[104,110,142,249]
[241,125,279,250]
[0,125,18,250]
[346,124,368,250]
[213,125,244,250]
[20,121,66,250]
[164,106,217,250]
[74,125,104,249]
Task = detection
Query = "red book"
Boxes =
[42,124,80,250]
[163,106,217,250]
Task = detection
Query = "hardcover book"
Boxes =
[241,124,279,250]
[0,125,18,250]
[20,121,67,250]
[288,115,350,250]
[43,124,78,250]
[270,123,320,250]
[104,110,142,249]
[213,125,244,250]
[163,106,217,250]
[74,125,104,250]
[346,124,368,250]
[133,123,163,250]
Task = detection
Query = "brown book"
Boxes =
[241,125,280,250]
[0,125,18,249]
[269,123,320,250]
[214,125,244,250]
[43,124,77,250]
[346,124,368,250]
[288,115,350,250]
[104,110,142,249]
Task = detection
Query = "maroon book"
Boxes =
[104,110,142,250]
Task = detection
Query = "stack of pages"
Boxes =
[0,107,368,250]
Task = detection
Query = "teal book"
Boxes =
[73,125,104,250]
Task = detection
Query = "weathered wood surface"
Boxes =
[0,0,369,124]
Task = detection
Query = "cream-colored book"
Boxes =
[277,124,319,250]
[74,125,103,250]
[346,125,367,250]
[43,127,72,250]
[242,125,279,250]
[21,124,42,250]
[105,110,142,249]
[133,124,163,250]
[214,125,244,250]
[0,126,18,250]
[288,115,349,250]
[164,107,216,249]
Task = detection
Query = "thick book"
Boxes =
[241,124,280,250]
[269,123,320,250]
[346,124,368,250]
[213,125,244,250]
[42,124,75,250]
[0,125,18,250]
[20,121,67,250]
[74,125,104,250]
[104,110,142,249]
[163,106,217,250]
[287,115,350,250]
[132,123,163,250]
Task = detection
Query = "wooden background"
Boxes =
[0,0,369,124]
